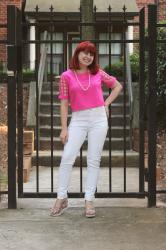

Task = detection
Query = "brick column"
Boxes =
[0,0,22,65]
[134,0,166,44]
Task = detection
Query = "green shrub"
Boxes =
[104,26,166,130]
[130,53,139,82]
[143,21,166,129]
[0,61,3,71]
[104,53,139,82]
[104,62,123,79]
[156,20,166,129]
[22,68,35,75]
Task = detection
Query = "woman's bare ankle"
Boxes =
[85,200,94,208]
[54,198,64,206]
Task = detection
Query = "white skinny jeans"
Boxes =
[57,106,108,201]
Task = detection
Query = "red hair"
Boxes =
[69,41,99,74]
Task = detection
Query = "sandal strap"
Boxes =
[62,199,68,209]
[50,198,68,215]
[85,209,96,217]
[86,208,95,213]
[51,206,62,214]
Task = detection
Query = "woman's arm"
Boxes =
[59,100,69,144]
[104,80,123,106]
[60,100,69,129]
[99,69,123,108]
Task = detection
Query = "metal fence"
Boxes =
[0,22,8,201]
[154,16,166,198]
[1,4,165,208]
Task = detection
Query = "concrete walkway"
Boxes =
[0,166,166,250]
[0,203,166,250]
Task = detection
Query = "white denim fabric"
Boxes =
[57,105,109,201]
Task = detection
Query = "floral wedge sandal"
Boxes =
[50,198,68,217]
[85,200,96,218]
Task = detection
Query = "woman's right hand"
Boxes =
[104,104,109,118]
[59,129,69,145]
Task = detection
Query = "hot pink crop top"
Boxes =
[58,69,117,111]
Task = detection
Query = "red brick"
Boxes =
[134,0,166,44]
[0,1,22,61]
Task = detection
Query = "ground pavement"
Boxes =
[0,167,166,250]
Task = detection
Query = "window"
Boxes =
[47,33,63,54]
[99,33,122,68]
[71,37,80,56]
[40,32,63,75]
[67,34,80,65]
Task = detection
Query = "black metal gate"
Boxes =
[4,4,165,208]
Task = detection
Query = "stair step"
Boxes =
[42,79,125,92]
[39,125,130,138]
[41,91,128,103]
[39,114,130,126]
[39,137,130,150]
[42,83,59,92]
[39,102,130,115]
[40,102,129,107]
[32,150,139,168]
[42,81,124,92]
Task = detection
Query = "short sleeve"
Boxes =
[100,69,117,89]
[58,73,69,100]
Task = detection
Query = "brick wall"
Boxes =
[134,0,166,37]
[133,0,154,49]
[133,0,166,51]
[158,0,166,21]
[0,0,22,64]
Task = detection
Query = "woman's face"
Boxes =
[78,50,94,67]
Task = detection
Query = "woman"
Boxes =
[50,41,122,218]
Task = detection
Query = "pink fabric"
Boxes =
[58,69,117,111]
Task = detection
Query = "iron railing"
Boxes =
[18,4,146,200]
[26,30,48,127]
[4,4,164,208]
[125,30,133,149]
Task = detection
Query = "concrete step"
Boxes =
[42,81,121,92]
[42,82,59,92]
[39,103,72,115]
[42,80,124,92]
[38,137,130,150]
[32,150,139,168]
[40,91,128,103]
[39,125,130,138]
[39,114,130,126]
[39,102,130,115]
